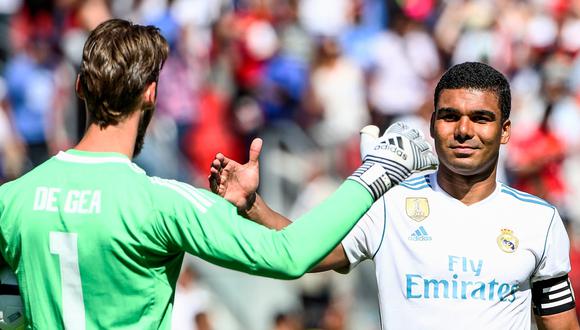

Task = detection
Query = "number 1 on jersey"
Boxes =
[49,232,86,330]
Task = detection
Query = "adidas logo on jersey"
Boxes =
[408,226,432,241]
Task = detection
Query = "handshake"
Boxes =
[209,122,438,210]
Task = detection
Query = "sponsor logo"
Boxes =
[406,255,519,303]
[406,197,429,222]
[409,226,432,241]
[406,274,519,302]
[497,229,519,253]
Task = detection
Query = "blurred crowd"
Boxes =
[2,0,580,329]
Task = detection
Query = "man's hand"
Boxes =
[349,122,438,200]
[208,138,262,212]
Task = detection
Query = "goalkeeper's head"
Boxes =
[434,62,511,123]
[76,19,169,156]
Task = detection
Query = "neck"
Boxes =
[436,164,498,205]
[74,112,140,159]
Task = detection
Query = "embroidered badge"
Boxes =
[497,229,519,253]
[405,197,429,222]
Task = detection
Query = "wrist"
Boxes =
[238,192,257,217]
[244,192,257,212]
[348,162,393,201]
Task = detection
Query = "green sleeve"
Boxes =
[147,179,373,279]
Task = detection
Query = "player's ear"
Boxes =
[75,75,84,100]
[500,118,511,144]
[429,111,435,138]
[144,82,157,104]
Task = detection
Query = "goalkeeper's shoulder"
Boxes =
[148,177,236,217]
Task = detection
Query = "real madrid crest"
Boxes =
[497,229,519,253]
[405,197,429,222]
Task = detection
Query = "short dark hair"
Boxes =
[78,19,169,127]
[434,62,511,121]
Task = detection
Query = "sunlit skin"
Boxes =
[430,88,511,204]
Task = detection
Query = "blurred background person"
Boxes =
[172,259,214,330]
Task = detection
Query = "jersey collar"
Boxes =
[56,149,130,163]
[431,172,501,208]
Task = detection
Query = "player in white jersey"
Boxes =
[341,173,571,329]
[209,62,580,329]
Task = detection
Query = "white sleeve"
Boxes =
[341,198,387,271]
[532,209,571,282]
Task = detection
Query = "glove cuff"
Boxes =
[348,162,393,200]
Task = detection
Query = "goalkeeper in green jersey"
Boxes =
[0,19,437,329]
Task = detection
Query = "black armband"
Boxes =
[532,274,576,316]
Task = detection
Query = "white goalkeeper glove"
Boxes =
[348,122,438,200]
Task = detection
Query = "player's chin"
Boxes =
[445,158,484,176]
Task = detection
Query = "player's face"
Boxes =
[430,88,510,177]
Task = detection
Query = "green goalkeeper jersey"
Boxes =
[0,149,372,329]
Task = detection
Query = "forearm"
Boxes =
[244,194,352,273]
[268,180,372,277]
[536,310,580,330]
[243,194,292,230]
[309,243,350,273]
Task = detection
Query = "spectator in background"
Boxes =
[338,0,380,72]
[272,311,302,330]
[298,0,350,38]
[272,0,314,67]
[230,4,278,95]
[0,0,21,72]
[549,56,580,229]
[152,10,204,153]
[172,260,213,330]
[507,99,567,211]
[449,1,510,70]
[320,299,347,330]
[305,37,369,151]
[4,7,75,169]
[183,83,245,184]
[257,7,310,125]
[507,54,570,212]
[0,108,12,181]
[0,78,25,182]
[367,12,440,129]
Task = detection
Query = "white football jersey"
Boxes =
[342,172,571,330]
